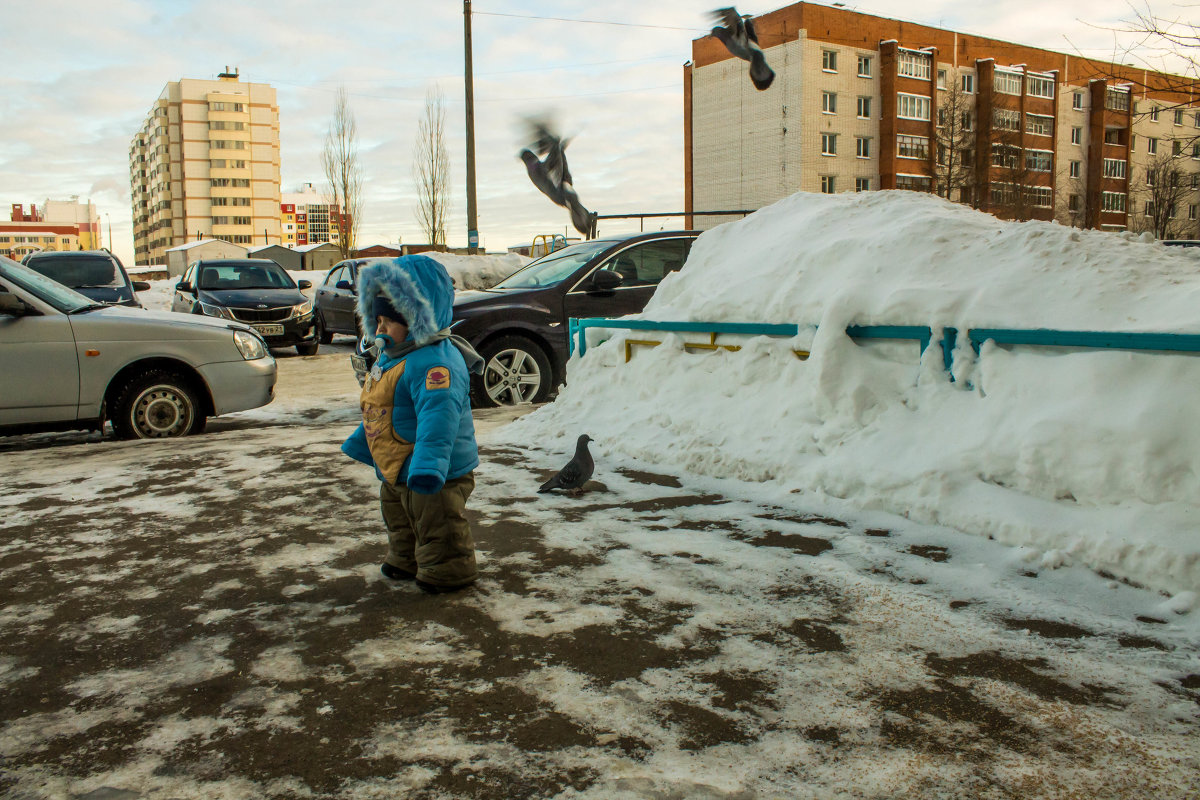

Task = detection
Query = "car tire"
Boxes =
[473,336,552,407]
[297,342,319,356]
[316,312,334,344]
[111,370,205,440]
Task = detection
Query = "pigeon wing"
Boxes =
[744,15,761,45]
[709,7,743,29]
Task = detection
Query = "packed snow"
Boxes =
[505,190,1200,603]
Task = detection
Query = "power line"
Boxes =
[474,10,705,32]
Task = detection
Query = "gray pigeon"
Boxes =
[519,119,593,236]
[538,434,594,494]
[709,7,775,90]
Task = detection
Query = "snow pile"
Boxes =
[426,252,530,290]
[506,191,1200,599]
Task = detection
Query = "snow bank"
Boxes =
[504,191,1200,599]
[425,252,530,290]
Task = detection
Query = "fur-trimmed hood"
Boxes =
[353,255,455,345]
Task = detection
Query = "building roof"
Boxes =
[293,242,339,252]
[164,239,244,253]
[247,244,291,254]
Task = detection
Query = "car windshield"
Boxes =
[0,256,98,313]
[493,241,615,289]
[199,261,295,290]
[26,254,123,289]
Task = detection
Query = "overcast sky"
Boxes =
[0,0,1181,263]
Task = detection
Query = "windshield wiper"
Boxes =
[69,303,108,314]
[75,284,118,289]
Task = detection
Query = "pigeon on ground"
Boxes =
[538,434,594,495]
[519,120,593,236]
[709,7,775,90]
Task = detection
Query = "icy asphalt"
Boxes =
[1,344,1197,799]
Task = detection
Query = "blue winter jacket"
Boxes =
[341,255,478,493]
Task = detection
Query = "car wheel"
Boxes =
[474,336,552,407]
[297,341,319,356]
[316,312,333,344]
[111,370,205,439]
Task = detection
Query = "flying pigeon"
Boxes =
[519,120,593,236]
[538,434,594,495]
[709,7,775,90]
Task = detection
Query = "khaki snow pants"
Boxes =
[379,472,477,588]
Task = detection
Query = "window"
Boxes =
[961,73,975,93]
[897,50,932,79]
[1148,137,1158,154]
[856,178,871,192]
[896,174,932,191]
[1026,75,1055,98]
[994,70,1022,95]
[602,240,689,287]
[1072,92,1084,110]
[938,107,946,127]
[212,197,230,206]
[1144,201,1156,217]
[823,50,837,72]
[1195,111,1200,127]
[1026,113,1053,136]
[897,93,931,120]
[1150,105,1160,122]
[991,144,1020,168]
[232,216,251,225]
[937,68,948,89]
[821,133,837,155]
[857,55,872,77]
[1071,126,1082,145]
[1102,158,1126,178]
[232,235,253,244]
[1174,140,1184,156]
[821,176,836,194]
[1193,174,1199,188]
[209,121,246,131]
[1147,170,1157,187]
[1104,129,1123,145]
[856,136,871,158]
[1194,144,1200,159]
[1102,192,1126,212]
[993,108,1021,131]
[857,96,872,118]
[1025,150,1052,172]
[211,139,246,150]
[937,143,947,166]
[961,111,973,131]
[1190,204,1198,220]
[1069,160,1081,178]
[822,91,837,114]
[212,216,230,225]
[1106,90,1130,111]
[211,159,247,168]
[1026,186,1052,207]
[1175,109,1185,125]
[209,101,245,112]
[1069,194,1081,211]
[897,134,930,159]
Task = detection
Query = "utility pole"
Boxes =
[464,0,479,254]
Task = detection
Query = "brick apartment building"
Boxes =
[280,183,350,248]
[0,200,101,261]
[686,2,1200,235]
[129,69,281,265]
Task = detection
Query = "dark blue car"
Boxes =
[22,250,149,308]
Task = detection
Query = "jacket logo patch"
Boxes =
[426,367,451,390]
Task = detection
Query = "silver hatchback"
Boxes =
[0,256,277,439]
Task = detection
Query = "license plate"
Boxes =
[253,324,284,336]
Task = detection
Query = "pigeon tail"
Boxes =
[750,55,775,90]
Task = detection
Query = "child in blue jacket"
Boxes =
[341,255,484,594]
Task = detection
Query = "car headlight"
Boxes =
[199,301,232,319]
[294,300,313,317]
[233,329,267,360]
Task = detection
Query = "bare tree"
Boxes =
[934,82,977,203]
[321,86,363,260]
[413,86,450,248]
[985,125,1044,222]
[1132,152,1193,239]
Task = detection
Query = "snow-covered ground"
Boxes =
[509,190,1200,605]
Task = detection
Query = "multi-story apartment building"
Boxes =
[0,199,101,260]
[686,2,1200,236]
[129,69,281,265]
[280,182,349,248]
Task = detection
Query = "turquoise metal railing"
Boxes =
[568,318,1200,377]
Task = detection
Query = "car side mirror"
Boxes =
[132,281,151,292]
[0,291,30,317]
[298,279,312,290]
[591,269,623,292]
[336,280,354,292]
[176,281,192,293]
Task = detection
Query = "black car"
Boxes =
[22,250,149,308]
[314,259,363,343]
[171,258,319,355]
[451,230,698,406]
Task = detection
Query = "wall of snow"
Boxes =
[505,191,1200,600]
